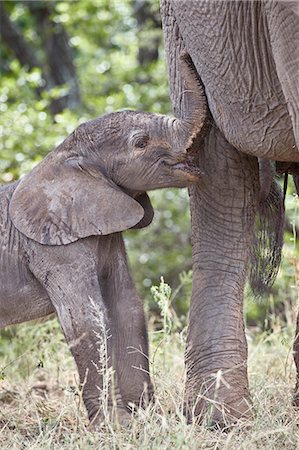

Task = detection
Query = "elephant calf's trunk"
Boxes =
[176,53,208,150]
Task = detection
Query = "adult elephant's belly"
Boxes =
[206,89,298,162]
[174,1,299,162]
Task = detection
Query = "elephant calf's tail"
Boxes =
[249,167,285,297]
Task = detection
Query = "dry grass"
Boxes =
[0,307,299,450]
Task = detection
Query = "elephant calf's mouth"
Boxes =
[173,157,202,179]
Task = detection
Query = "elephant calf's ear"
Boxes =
[130,193,154,229]
[9,155,144,245]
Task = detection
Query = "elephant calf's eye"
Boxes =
[133,134,149,149]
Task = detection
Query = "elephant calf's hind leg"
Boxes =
[100,235,154,413]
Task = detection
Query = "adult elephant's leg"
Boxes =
[99,234,154,411]
[186,127,259,425]
[293,312,299,407]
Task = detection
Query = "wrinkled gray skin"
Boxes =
[160,0,299,425]
[0,55,207,425]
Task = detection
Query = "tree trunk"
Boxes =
[0,1,81,114]
[0,3,40,71]
[25,1,81,113]
[132,0,161,66]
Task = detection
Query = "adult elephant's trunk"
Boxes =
[173,53,208,151]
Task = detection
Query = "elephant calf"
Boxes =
[0,55,207,425]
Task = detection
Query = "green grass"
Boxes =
[0,304,298,450]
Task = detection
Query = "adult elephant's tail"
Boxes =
[249,162,285,297]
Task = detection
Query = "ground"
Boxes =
[0,304,298,450]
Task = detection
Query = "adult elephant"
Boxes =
[160,0,299,425]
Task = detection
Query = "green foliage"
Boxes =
[125,188,193,314]
[0,59,79,180]
[151,277,174,334]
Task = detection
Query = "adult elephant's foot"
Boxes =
[89,405,132,430]
[293,313,299,408]
[293,381,299,408]
[184,369,253,428]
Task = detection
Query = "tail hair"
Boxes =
[249,173,285,297]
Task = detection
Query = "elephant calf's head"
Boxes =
[71,112,203,193]
[64,54,207,192]
[9,54,208,245]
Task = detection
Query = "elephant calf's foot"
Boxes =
[184,372,253,428]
